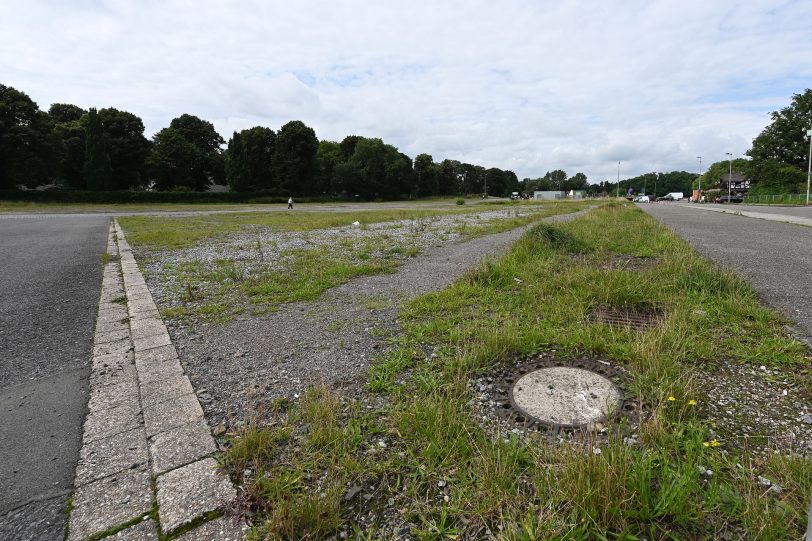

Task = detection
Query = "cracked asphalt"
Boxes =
[0,214,109,540]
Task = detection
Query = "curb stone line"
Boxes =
[67,221,244,540]
[113,220,244,539]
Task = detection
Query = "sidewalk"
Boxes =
[65,221,244,541]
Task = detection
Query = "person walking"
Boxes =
[287,196,293,210]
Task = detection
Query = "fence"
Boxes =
[743,193,810,205]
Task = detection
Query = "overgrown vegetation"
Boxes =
[123,202,592,323]
[225,204,810,540]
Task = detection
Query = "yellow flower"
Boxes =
[667,396,676,401]
[703,439,721,448]
[688,399,697,406]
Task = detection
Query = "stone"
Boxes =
[95,328,131,345]
[800,414,812,425]
[136,355,185,385]
[87,380,140,411]
[140,375,195,408]
[68,469,152,541]
[75,426,149,487]
[156,458,236,534]
[148,417,217,475]
[130,318,170,341]
[133,332,172,353]
[94,338,134,358]
[174,516,246,541]
[107,518,159,540]
[143,392,204,438]
[82,399,143,444]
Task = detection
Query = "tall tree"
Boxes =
[413,153,437,197]
[314,140,341,194]
[747,89,812,192]
[0,84,60,189]
[147,114,224,190]
[83,108,113,191]
[49,103,87,188]
[274,120,318,195]
[98,108,151,189]
[437,159,462,195]
[225,126,276,192]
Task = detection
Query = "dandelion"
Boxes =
[667,396,676,402]
[703,439,721,448]
[688,399,697,406]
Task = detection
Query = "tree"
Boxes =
[50,104,87,188]
[437,159,462,195]
[274,120,318,195]
[49,103,85,123]
[147,114,224,190]
[413,153,437,197]
[332,137,412,199]
[749,89,812,170]
[0,84,60,189]
[314,140,341,194]
[225,126,276,192]
[97,108,151,189]
[565,172,588,191]
[83,108,113,191]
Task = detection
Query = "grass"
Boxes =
[124,201,593,323]
[224,203,811,540]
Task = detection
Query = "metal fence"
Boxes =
[743,193,809,205]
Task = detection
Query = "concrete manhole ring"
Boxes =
[491,356,636,432]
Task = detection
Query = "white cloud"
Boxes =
[2,0,811,181]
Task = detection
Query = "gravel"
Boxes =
[132,209,592,430]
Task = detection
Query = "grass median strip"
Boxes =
[224,203,811,540]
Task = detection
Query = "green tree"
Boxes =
[414,153,437,197]
[0,84,60,189]
[83,108,113,191]
[437,159,462,195]
[314,140,341,194]
[49,104,87,188]
[98,108,151,189]
[147,114,224,191]
[225,126,276,192]
[333,137,412,199]
[274,120,318,195]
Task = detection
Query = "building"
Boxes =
[533,190,586,200]
[718,172,751,196]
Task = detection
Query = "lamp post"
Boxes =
[654,172,659,199]
[806,128,812,206]
[616,161,620,198]
[725,152,733,202]
[696,156,702,202]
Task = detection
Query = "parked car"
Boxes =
[715,194,743,204]
[633,195,650,203]
[656,194,674,201]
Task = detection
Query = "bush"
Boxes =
[456,199,465,205]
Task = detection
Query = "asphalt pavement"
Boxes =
[0,214,109,540]
[641,203,812,339]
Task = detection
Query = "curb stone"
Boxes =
[66,220,242,540]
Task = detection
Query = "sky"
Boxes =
[2,0,812,182]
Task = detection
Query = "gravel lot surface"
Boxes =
[133,208,593,431]
[642,203,812,455]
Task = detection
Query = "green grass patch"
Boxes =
[225,203,810,539]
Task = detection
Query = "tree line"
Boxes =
[0,83,521,198]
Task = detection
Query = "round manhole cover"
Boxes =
[511,367,623,427]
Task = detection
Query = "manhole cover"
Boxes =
[511,367,622,427]
[487,356,636,432]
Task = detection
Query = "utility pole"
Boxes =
[806,128,812,206]
[725,152,733,201]
[654,172,659,199]
[696,156,702,202]
[616,161,620,198]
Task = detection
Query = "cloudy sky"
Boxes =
[2,1,811,182]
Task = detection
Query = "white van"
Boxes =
[666,192,684,201]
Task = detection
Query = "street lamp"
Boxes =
[616,161,620,198]
[806,128,812,206]
[654,172,659,199]
[725,152,733,202]
[696,156,702,202]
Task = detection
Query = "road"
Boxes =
[0,215,109,540]
[641,203,812,340]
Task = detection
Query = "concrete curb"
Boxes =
[67,220,244,540]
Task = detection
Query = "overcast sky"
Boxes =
[2,1,811,182]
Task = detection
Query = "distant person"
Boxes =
[287,197,293,210]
